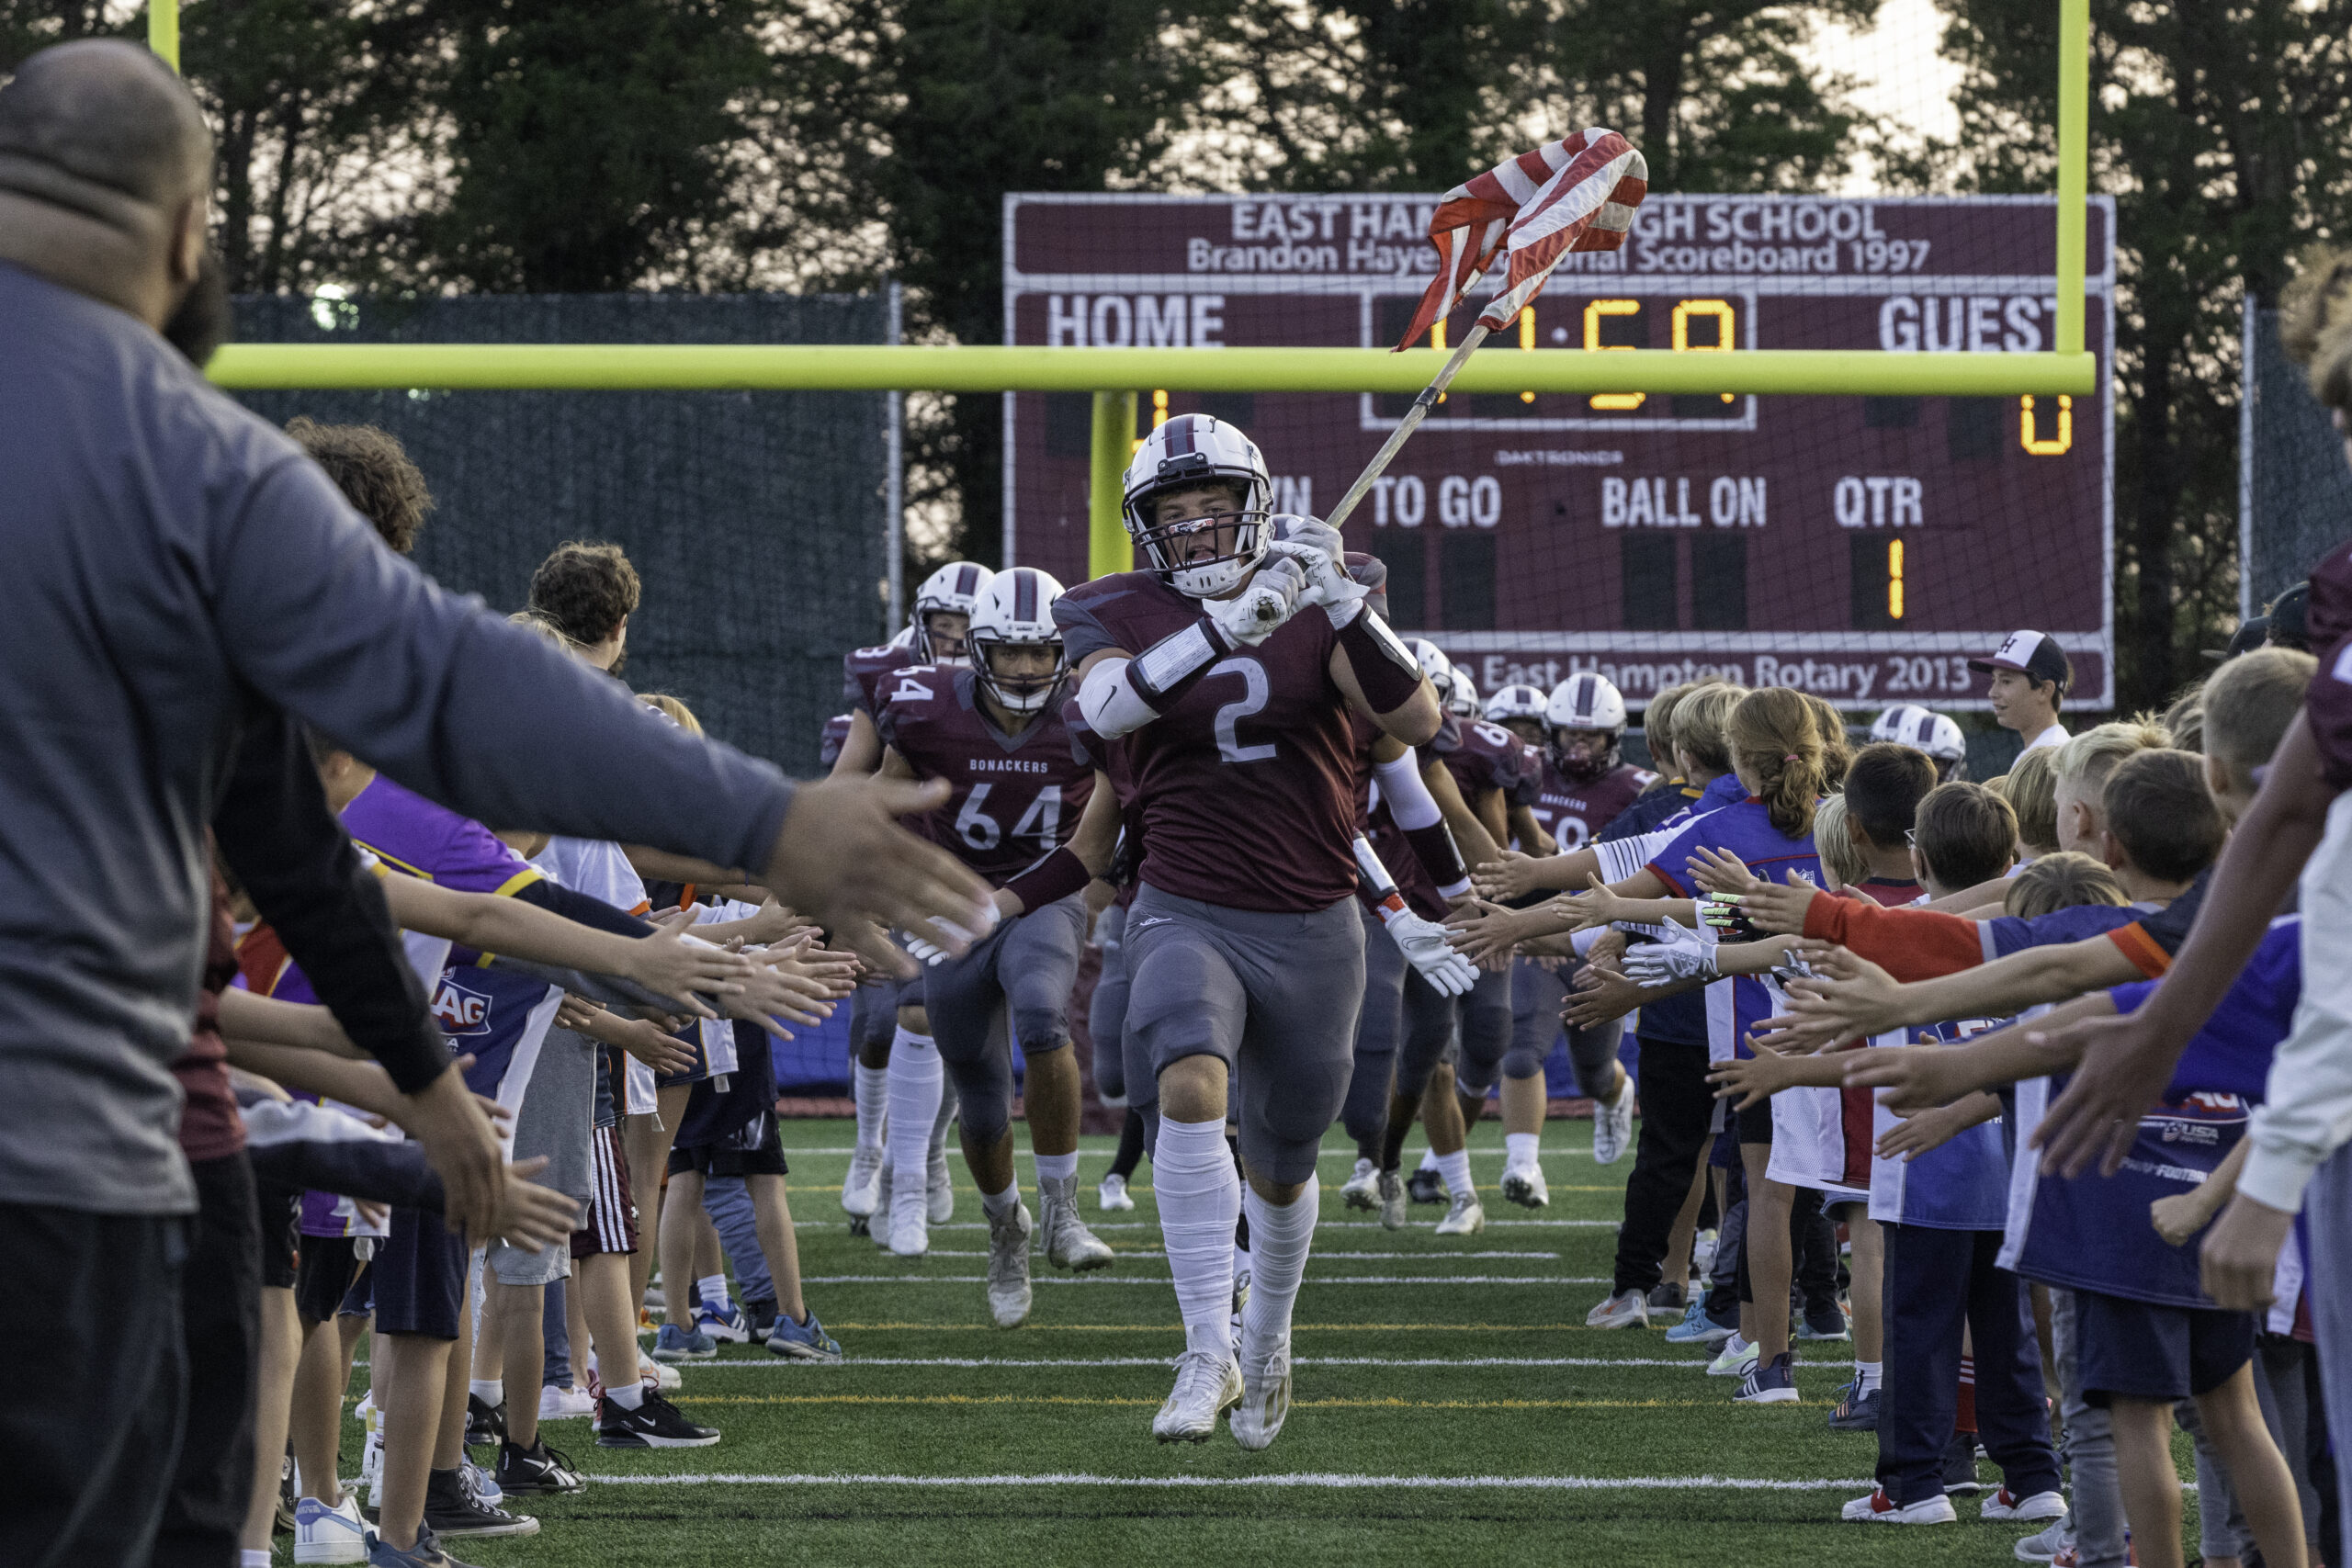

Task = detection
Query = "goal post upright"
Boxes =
[2054,0,2089,359]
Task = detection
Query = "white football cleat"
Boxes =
[842,1141,886,1219]
[887,1183,930,1258]
[1039,1175,1114,1269]
[1152,1348,1242,1442]
[1434,1190,1485,1235]
[1376,1168,1407,1231]
[1842,1487,1958,1525]
[1499,1160,1550,1208]
[1340,1156,1380,1211]
[1230,1341,1293,1451]
[927,1146,956,1224]
[1593,1074,1635,1166]
[1097,1172,1136,1212]
[863,1160,895,1244]
[984,1200,1034,1328]
[1584,1288,1648,1329]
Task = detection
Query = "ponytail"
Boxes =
[1726,687,1826,840]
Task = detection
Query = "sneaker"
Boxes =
[2049,1540,2135,1568]
[697,1300,751,1345]
[294,1493,369,1564]
[1039,1175,1115,1269]
[651,1323,717,1363]
[422,1466,537,1539]
[1499,1160,1550,1208]
[1434,1190,1485,1235]
[1376,1168,1407,1231]
[1340,1156,1380,1211]
[1098,1171,1136,1212]
[985,1200,1035,1328]
[1593,1075,1635,1165]
[462,1394,504,1450]
[1690,1226,1719,1275]
[646,1359,682,1393]
[278,1451,299,1532]
[1406,1168,1447,1205]
[1797,1303,1851,1342]
[492,1437,582,1495]
[1151,1348,1241,1442]
[842,1140,886,1218]
[1841,1487,1958,1524]
[1981,1488,2067,1523]
[368,1525,485,1567]
[1707,1335,1758,1378]
[537,1383,594,1422]
[926,1145,955,1224]
[741,1298,782,1343]
[1942,1432,1984,1495]
[1645,1281,1686,1315]
[637,1305,656,1336]
[1230,1337,1293,1452]
[1585,1289,1648,1330]
[1736,1350,1799,1404]
[765,1307,843,1363]
[458,1459,501,1508]
[596,1388,723,1449]
[2014,1518,2074,1562]
[1827,1382,1881,1432]
[1665,1298,1736,1347]
[357,1408,384,1503]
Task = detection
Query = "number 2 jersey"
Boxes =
[876,663,1095,886]
[1057,570,1359,913]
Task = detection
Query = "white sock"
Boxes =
[243,1551,274,1568]
[854,1062,889,1148]
[1035,1151,1079,1185]
[930,1075,958,1156]
[607,1377,646,1410]
[888,1032,943,1232]
[1154,1117,1241,1358]
[469,1378,502,1408]
[1417,1147,1441,1174]
[980,1183,1019,1218]
[1239,1179,1317,1364]
[1856,1359,1883,1397]
[1505,1132,1540,1168]
[1435,1147,1475,1201]
[697,1274,730,1314]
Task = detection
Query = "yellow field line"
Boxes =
[673,1394,1723,1410]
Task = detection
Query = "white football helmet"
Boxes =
[910,561,995,665]
[1405,637,1453,684]
[1545,672,1628,783]
[1899,706,1967,770]
[1869,704,1927,745]
[1122,412,1272,599]
[1444,669,1480,721]
[967,567,1067,715]
[1484,682,1549,740]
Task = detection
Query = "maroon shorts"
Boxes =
[570,1123,638,1258]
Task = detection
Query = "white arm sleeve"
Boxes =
[1372,750,1443,831]
[1594,823,1680,885]
[1077,658,1160,739]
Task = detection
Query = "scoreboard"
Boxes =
[1002,193,2115,710]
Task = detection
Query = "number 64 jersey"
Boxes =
[875,664,1095,885]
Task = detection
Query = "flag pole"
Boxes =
[1324,322,1490,530]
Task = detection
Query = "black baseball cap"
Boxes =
[1968,629,2072,692]
[2267,581,2311,651]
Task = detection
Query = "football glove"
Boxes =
[1207,553,1308,646]
[1265,536,1370,626]
[1383,907,1478,997]
[1619,920,1719,987]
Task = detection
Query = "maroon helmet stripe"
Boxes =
[1014,570,1036,622]
[955,564,978,597]
[1164,416,1196,457]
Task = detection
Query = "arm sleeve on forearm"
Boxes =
[1004,847,1091,912]
[1801,897,1984,982]
[212,709,451,1095]
[215,458,793,874]
[247,1136,446,1213]
[512,877,658,940]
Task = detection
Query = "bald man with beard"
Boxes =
[0,39,992,1567]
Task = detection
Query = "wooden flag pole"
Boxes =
[1323,321,1491,529]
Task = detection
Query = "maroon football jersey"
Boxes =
[817,712,854,770]
[1432,715,1539,808]
[1057,570,1358,913]
[842,632,922,717]
[1531,758,1657,851]
[2304,542,2352,790]
[876,666,1096,886]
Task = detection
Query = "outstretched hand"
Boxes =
[2027,1008,2192,1179]
[761,774,997,980]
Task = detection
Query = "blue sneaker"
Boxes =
[697,1300,751,1345]
[764,1308,842,1363]
[651,1322,717,1363]
[1797,1306,1851,1342]
[1664,1297,1736,1347]
[368,1524,484,1567]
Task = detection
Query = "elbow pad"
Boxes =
[1078,618,1238,739]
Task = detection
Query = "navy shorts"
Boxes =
[1736,1096,1775,1145]
[372,1206,468,1340]
[294,1233,367,1325]
[2075,1287,2256,1405]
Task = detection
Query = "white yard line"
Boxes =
[912,1249,1563,1260]
[802,1275,1611,1286]
[910,1219,1616,1232]
[684,1355,1744,1371]
[583,1471,1873,1492]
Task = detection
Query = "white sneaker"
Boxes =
[1981,1488,2067,1523]
[1340,1156,1379,1210]
[984,1200,1034,1328]
[1434,1190,1485,1235]
[1690,1226,1719,1275]
[1376,1168,1406,1231]
[842,1141,886,1219]
[537,1382,594,1421]
[1585,1288,1648,1329]
[1152,1348,1242,1442]
[2014,1517,2073,1562]
[1098,1172,1136,1212]
[1842,1487,1958,1524]
[1499,1159,1549,1208]
[1230,1340,1293,1451]
[647,1360,682,1393]
[927,1146,956,1224]
[1593,1074,1635,1166]
[292,1493,368,1564]
[1706,1334,1757,1377]
[1040,1175,1114,1269]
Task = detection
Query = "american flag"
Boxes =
[1394,130,1649,350]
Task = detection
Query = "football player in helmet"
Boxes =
[1057,412,1442,1450]
[1901,706,1968,781]
[1482,682,1556,851]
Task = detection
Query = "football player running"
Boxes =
[873,569,1123,1322]
[1056,413,1441,1450]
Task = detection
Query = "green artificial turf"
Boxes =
[344,1118,2210,1567]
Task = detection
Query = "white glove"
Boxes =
[1208,554,1307,646]
[904,898,1001,965]
[904,934,953,966]
[1619,920,1719,986]
[1384,908,1478,997]
[1271,513,1346,562]
[1266,538,1369,626]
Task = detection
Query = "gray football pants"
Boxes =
[924,894,1086,1147]
[1510,956,1623,1098]
[1090,901,1131,1103]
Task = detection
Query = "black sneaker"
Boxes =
[1406,1169,1447,1205]
[422,1466,539,1539]
[1940,1430,1983,1495]
[1645,1281,1686,1314]
[596,1389,722,1449]
[493,1437,584,1495]
[742,1297,782,1342]
[463,1394,505,1451]
[1827,1381,1882,1432]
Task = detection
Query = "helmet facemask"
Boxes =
[914,608,974,666]
[1132,479,1269,599]
[971,631,1067,716]
[1549,727,1623,784]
